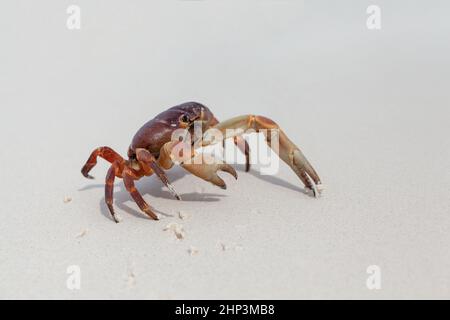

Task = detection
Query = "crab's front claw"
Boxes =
[181,155,237,190]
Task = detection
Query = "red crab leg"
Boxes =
[135,148,181,200]
[81,146,124,179]
[122,166,159,220]
[105,161,120,223]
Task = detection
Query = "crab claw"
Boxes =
[214,164,238,189]
[181,162,238,190]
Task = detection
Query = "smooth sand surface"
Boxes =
[0,1,449,299]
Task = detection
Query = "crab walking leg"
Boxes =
[157,141,238,189]
[205,115,322,195]
[122,167,159,220]
[81,146,124,179]
[222,136,251,172]
[213,116,251,172]
[234,136,251,172]
[135,148,181,200]
[105,162,120,223]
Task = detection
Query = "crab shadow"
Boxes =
[79,164,309,222]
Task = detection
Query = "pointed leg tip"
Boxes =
[166,185,182,201]
[107,204,119,222]
[169,188,182,201]
[81,166,94,179]
[245,161,251,172]
[81,172,94,179]
[82,172,94,179]
[144,208,159,221]
[308,185,323,198]
[111,213,120,223]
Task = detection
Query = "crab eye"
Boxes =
[180,114,190,123]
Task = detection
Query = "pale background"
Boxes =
[0,0,449,299]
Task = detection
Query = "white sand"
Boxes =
[0,1,449,299]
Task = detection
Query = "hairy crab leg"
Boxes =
[203,115,323,196]
[122,167,159,220]
[157,141,237,189]
[81,146,124,179]
[135,148,181,200]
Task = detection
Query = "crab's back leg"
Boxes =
[204,115,322,196]
[81,146,124,179]
[224,136,250,172]
[105,161,121,223]
[122,167,159,220]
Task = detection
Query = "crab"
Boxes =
[81,102,322,223]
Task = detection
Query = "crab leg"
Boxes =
[135,148,181,200]
[81,146,124,179]
[212,116,251,172]
[122,167,159,220]
[204,115,322,196]
[105,161,120,223]
[157,141,237,189]
[223,136,251,172]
